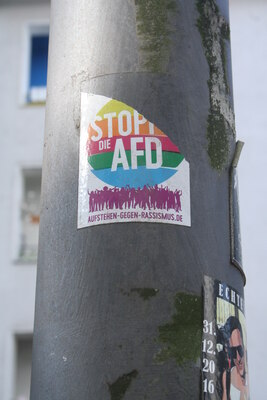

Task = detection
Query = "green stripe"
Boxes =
[163,152,184,168]
[88,151,184,170]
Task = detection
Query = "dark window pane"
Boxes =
[30,35,49,88]
[15,336,33,400]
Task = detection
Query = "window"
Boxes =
[28,34,49,102]
[25,25,49,104]
[19,169,42,262]
[15,336,33,400]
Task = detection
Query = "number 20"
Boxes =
[202,358,215,374]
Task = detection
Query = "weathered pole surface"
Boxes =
[31,1,246,399]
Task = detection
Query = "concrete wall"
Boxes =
[0,3,49,399]
[230,0,267,399]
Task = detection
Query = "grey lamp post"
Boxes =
[30,1,245,399]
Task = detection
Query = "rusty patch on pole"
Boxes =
[196,0,235,171]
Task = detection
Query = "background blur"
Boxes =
[231,1,267,398]
[0,0,266,399]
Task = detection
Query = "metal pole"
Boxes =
[31,1,246,399]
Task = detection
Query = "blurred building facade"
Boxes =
[0,0,266,399]
[230,1,267,399]
[0,1,49,399]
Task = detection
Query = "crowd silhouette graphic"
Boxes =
[88,185,182,212]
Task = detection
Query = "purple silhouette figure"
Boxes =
[88,185,183,213]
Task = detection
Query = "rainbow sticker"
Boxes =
[78,93,190,228]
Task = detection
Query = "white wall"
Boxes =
[230,0,267,398]
[0,3,49,399]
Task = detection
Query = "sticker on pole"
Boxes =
[202,276,250,399]
[78,93,190,228]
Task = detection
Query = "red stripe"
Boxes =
[87,135,180,156]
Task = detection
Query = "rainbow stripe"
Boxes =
[87,99,184,188]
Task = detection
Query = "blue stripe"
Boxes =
[92,166,177,188]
